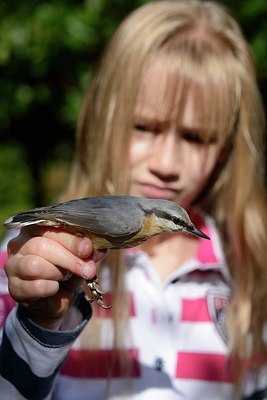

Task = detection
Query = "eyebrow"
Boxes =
[134,112,169,122]
[179,124,218,140]
[134,112,218,141]
[134,114,170,129]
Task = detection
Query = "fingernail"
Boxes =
[78,238,92,257]
[80,261,94,279]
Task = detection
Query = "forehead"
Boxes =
[135,54,239,141]
[135,58,181,117]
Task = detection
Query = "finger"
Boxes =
[8,226,108,264]
[9,255,73,282]
[20,236,96,279]
[8,276,60,303]
[23,226,95,259]
[93,249,108,263]
[42,229,94,258]
[9,275,84,305]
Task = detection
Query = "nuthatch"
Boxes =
[4,195,209,308]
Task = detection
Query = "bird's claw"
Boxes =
[84,276,111,309]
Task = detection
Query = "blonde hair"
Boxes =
[62,0,267,383]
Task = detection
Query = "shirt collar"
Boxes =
[124,212,231,284]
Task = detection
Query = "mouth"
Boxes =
[137,182,180,200]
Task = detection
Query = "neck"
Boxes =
[139,231,200,281]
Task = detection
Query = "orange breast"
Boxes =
[91,214,163,251]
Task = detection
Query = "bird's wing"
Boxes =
[4,197,144,237]
[49,197,144,236]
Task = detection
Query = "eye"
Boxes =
[172,216,180,225]
[181,128,217,145]
[172,216,187,228]
[182,131,204,144]
[134,124,151,133]
[134,121,161,136]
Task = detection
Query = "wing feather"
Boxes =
[4,196,144,237]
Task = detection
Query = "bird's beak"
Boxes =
[191,226,210,240]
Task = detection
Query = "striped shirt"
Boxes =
[0,217,267,399]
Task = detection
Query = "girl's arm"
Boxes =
[0,291,92,400]
[0,228,101,399]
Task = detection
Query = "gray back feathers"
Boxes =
[4,196,186,236]
[4,195,207,240]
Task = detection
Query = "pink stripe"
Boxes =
[124,248,139,255]
[61,348,140,378]
[189,212,217,264]
[181,298,210,322]
[196,236,217,264]
[94,291,136,318]
[0,294,16,328]
[151,308,157,324]
[176,352,233,382]
[0,251,8,269]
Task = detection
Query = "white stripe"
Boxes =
[5,307,71,378]
[243,365,267,397]
[54,374,235,400]
[0,375,28,400]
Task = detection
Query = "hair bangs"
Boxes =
[153,36,242,149]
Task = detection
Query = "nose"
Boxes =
[148,131,180,180]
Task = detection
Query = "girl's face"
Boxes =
[129,58,221,210]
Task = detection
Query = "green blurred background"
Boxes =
[0,0,266,240]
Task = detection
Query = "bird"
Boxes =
[4,195,209,308]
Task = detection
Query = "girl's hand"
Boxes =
[5,226,106,330]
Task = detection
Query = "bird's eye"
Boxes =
[172,216,186,228]
[172,216,179,224]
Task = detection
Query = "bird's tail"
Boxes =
[4,212,47,230]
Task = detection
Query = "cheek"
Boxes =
[186,148,218,184]
[129,136,151,167]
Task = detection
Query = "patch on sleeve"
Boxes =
[207,289,230,344]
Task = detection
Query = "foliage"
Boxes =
[0,142,34,240]
[223,0,267,78]
[0,0,146,133]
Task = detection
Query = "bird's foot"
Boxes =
[84,275,111,309]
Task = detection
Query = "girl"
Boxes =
[1,1,267,399]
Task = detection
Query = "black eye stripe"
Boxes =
[149,208,189,229]
[171,216,188,228]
